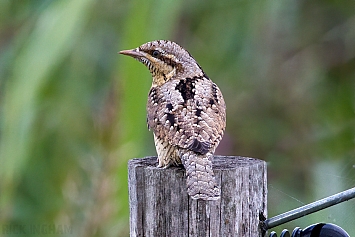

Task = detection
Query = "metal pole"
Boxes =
[264,187,355,230]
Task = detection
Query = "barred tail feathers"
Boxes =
[179,150,220,200]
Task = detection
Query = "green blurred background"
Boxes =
[0,0,354,236]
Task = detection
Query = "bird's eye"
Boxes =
[152,50,160,58]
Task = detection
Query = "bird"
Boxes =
[119,40,226,200]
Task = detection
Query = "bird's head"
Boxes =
[119,40,204,86]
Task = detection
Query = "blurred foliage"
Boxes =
[0,0,354,236]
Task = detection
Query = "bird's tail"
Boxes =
[179,150,220,200]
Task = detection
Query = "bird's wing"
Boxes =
[147,76,226,155]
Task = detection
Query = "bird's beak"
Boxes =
[119,49,143,58]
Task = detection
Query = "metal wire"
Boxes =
[264,186,355,230]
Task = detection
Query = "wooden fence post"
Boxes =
[128,156,267,237]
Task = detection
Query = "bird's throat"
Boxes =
[152,67,176,87]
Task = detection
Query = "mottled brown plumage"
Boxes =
[120,40,226,200]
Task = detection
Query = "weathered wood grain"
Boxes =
[128,156,267,237]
